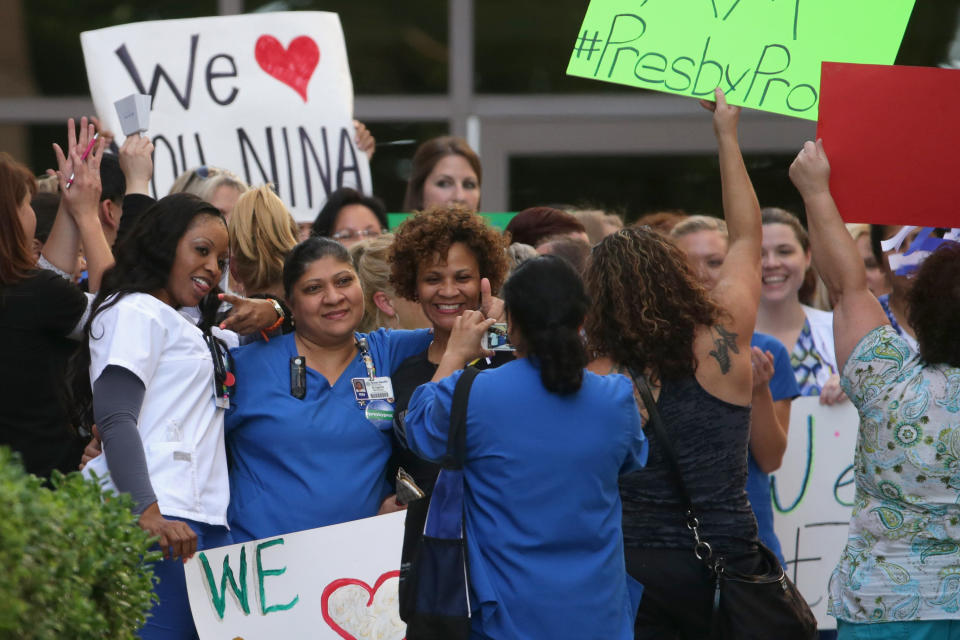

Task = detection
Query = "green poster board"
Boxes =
[387,212,517,231]
[566,0,916,121]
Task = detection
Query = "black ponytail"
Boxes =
[501,255,589,395]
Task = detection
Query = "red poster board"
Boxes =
[817,62,960,227]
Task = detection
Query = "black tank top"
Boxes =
[621,376,758,553]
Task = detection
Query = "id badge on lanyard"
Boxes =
[351,336,395,430]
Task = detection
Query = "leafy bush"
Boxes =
[0,448,158,639]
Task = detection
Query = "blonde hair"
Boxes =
[350,234,398,332]
[228,185,299,294]
[670,215,728,238]
[169,166,249,206]
[846,223,870,242]
[568,209,624,245]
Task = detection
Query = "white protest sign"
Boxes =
[185,511,406,639]
[81,12,370,222]
[772,397,860,630]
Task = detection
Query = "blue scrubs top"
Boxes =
[405,359,648,640]
[747,332,801,564]
[225,328,432,542]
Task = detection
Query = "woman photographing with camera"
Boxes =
[400,255,648,639]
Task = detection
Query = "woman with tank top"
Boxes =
[586,89,765,638]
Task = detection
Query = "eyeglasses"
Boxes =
[331,228,381,242]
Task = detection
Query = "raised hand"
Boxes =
[119,133,155,196]
[789,139,831,199]
[354,120,375,161]
[53,118,104,221]
[699,87,741,139]
[90,115,116,150]
[478,277,505,321]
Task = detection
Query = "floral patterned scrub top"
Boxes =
[829,325,960,623]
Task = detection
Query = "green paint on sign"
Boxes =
[566,0,915,120]
[200,547,250,619]
[256,538,300,615]
[388,212,516,231]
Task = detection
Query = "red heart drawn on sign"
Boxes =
[254,35,319,102]
[321,570,406,640]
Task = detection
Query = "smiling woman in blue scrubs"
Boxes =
[225,237,433,542]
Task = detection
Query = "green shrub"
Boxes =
[0,448,159,639]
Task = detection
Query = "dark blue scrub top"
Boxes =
[225,328,432,542]
[747,332,802,564]
[405,359,647,639]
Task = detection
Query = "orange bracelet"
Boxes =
[259,300,285,341]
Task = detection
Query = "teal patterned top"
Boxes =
[829,325,960,623]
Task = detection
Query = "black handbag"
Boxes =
[398,366,480,640]
[627,369,817,640]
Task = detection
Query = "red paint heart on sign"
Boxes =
[254,35,319,102]
[321,571,405,640]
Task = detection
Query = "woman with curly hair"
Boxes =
[388,204,509,497]
[586,90,767,638]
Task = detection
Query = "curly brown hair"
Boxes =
[390,204,509,300]
[584,226,725,383]
[908,241,960,367]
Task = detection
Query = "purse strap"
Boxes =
[626,368,716,565]
[441,366,481,470]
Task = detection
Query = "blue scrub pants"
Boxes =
[139,517,232,640]
[838,620,960,640]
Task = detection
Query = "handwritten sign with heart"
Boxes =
[321,572,406,640]
[81,11,371,223]
[255,35,320,102]
[182,511,406,638]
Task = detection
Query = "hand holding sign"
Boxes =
[788,138,830,200]
[698,87,740,138]
[119,133,154,196]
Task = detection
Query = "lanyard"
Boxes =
[356,336,376,380]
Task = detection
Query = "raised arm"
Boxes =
[700,88,763,340]
[41,118,93,276]
[788,140,888,369]
[58,126,113,293]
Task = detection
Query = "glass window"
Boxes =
[508,153,802,224]
[896,1,960,67]
[475,0,631,94]
[25,124,64,177]
[24,1,219,97]
[247,0,447,94]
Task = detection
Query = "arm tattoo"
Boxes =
[709,325,740,374]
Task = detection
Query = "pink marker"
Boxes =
[64,132,99,189]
